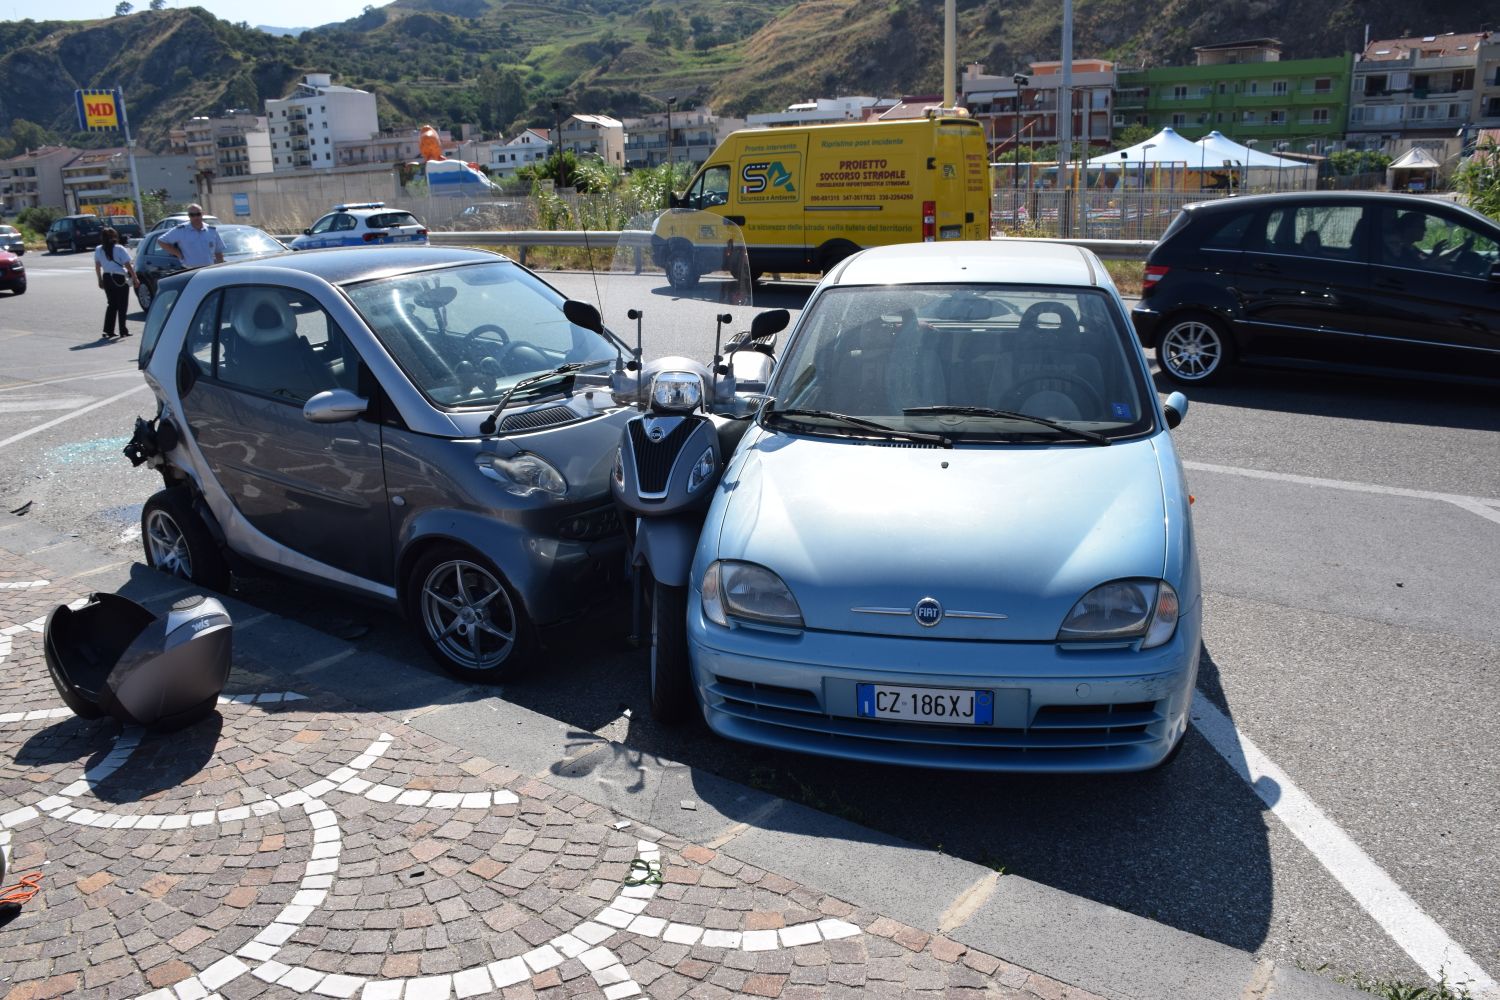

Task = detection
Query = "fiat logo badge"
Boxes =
[914,597,944,627]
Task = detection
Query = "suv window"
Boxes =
[1200,212,1252,250]
[1261,205,1365,261]
[1377,207,1498,278]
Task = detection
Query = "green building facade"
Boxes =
[1116,50,1351,154]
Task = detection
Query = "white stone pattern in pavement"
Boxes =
[0,609,862,1000]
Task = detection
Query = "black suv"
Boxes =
[44,214,105,254]
[1132,192,1500,386]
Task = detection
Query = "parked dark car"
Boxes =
[1132,191,1500,386]
[109,214,144,242]
[0,251,24,295]
[45,214,105,254]
[0,224,25,255]
[132,224,287,310]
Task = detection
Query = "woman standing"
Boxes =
[93,227,139,340]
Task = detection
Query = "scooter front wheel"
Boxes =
[649,580,695,724]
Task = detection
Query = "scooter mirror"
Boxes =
[563,299,604,333]
[750,309,790,341]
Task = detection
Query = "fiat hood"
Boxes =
[710,432,1169,640]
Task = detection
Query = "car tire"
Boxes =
[815,239,860,274]
[408,544,532,683]
[665,245,700,290]
[649,577,695,725]
[1155,312,1234,386]
[11,283,25,296]
[135,279,154,311]
[141,488,231,593]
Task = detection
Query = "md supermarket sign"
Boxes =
[75,89,123,132]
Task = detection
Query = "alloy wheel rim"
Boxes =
[420,559,516,671]
[1161,321,1222,380]
[669,256,692,285]
[144,510,192,578]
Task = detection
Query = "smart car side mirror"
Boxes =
[303,389,368,423]
[1163,391,1188,429]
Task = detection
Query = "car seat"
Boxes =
[227,289,328,401]
[884,308,947,414]
[995,301,1104,420]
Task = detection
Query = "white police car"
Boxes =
[289,203,429,251]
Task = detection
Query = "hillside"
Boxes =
[0,0,1483,155]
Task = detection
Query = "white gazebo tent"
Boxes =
[1194,131,1314,190]
[1086,127,1202,188]
[1386,147,1442,193]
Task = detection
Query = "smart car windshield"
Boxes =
[768,284,1154,441]
[345,261,618,409]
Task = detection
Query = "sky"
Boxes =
[4,0,396,30]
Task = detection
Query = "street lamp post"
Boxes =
[665,96,676,169]
[1012,73,1029,224]
[1245,138,1259,192]
[1141,143,1156,239]
[551,101,565,189]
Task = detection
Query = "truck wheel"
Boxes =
[141,489,231,593]
[666,247,700,290]
[649,579,695,724]
[816,240,859,274]
[408,544,532,683]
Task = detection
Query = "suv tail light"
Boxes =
[922,201,936,242]
[1142,264,1169,297]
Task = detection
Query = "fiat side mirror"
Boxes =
[1163,391,1188,429]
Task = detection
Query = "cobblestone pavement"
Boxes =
[0,552,1104,1000]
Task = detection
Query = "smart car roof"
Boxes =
[827,240,1100,288]
[199,245,497,285]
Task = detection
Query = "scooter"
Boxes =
[610,306,789,722]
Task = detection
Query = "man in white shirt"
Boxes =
[159,204,225,269]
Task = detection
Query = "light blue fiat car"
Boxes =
[684,240,1201,772]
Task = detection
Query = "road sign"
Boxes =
[233,193,251,217]
[76,89,122,132]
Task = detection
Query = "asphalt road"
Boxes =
[2,248,1497,993]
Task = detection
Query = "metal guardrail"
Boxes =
[272,231,1155,264]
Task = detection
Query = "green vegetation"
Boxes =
[1456,138,1500,222]
[1327,150,1393,176]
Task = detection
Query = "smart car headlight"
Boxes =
[651,371,703,413]
[702,560,803,629]
[1058,580,1179,648]
[476,452,568,498]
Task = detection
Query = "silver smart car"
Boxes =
[128,246,631,680]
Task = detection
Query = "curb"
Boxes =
[0,513,1362,1000]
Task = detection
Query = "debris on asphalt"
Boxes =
[8,502,31,516]
[681,799,698,810]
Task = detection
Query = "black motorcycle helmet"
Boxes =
[43,593,232,731]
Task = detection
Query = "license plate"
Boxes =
[856,683,993,726]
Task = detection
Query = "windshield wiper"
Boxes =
[764,407,951,448]
[479,363,585,434]
[902,405,1111,445]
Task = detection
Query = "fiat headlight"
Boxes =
[476,452,568,498]
[651,371,703,413]
[1058,580,1179,649]
[701,560,803,629]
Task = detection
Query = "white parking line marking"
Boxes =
[0,395,99,413]
[1183,460,1500,527]
[0,383,148,451]
[1192,694,1499,997]
[0,368,139,393]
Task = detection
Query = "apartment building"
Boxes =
[624,108,742,168]
[59,149,195,214]
[1115,40,1349,153]
[1347,32,1487,157]
[486,129,552,179]
[266,74,378,173]
[558,115,625,167]
[335,127,452,168]
[0,145,78,213]
[1469,33,1500,130]
[962,61,1116,157]
[169,111,271,179]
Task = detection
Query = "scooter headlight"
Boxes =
[650,371,703,413]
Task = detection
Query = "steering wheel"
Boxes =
[496,341,550,375]
[464,323,510,347]
[1005,374,1105,419]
